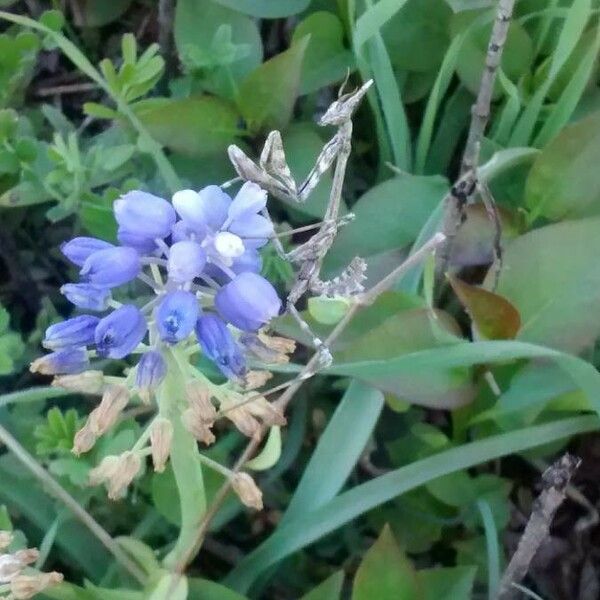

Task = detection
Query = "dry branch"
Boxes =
[497,453,581,600]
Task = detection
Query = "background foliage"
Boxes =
[1,0,600,598]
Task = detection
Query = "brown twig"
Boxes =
[461,0,516,174]
[497,453,581,599]
[35,82,99,97]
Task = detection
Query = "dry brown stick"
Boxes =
[496,453,581,600]
[172,233,447,574]
[462,0,516,174]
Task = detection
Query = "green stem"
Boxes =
[161,349,207,571]
[0,386,75,408]
[0,421,147,585]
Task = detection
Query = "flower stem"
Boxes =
[161,348,207,572]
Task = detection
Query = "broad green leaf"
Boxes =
[473,362,585,424]
[225,415,599,592]
[329,340,600,417]
[133,96,240,157]
[331,308,472,409]
[448,276,521,340]
[174,0,262,94]
[275,291,426,351]
[188,578,248,599]
[300,571,344,600]
[238,38,308,132]
[526,111,600,221]
[291,12,354,94]
[282,381,384,525]
[246,426,281,471]
[489,218,600,352]
[381,0,452,72]
[211,0,310,18]
[325,174,448,272]
[71,0,133,27]
[419,566,477,600]
[352,525,421,600]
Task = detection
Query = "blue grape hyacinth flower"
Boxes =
[35,180,293,500]
[35,182,285,385]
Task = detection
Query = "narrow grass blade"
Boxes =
[226,416,599,591]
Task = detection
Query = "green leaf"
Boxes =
[174,0,262,95]
[291,12,354,94]
[418,566,477,600]
[211,0,310,18]
[187,578,248,600]
[526,111,600,221]
[534,23,600,146]
[353,0,410,50]
[325,174,448,272]
[330,308,472,409]
[152,464,181,527]
[148,573,187,600]
[381,0,452,72]
[329,339,600,416]
[308,296,351,325]
[300,572,344,600]
[509,0,592,146]
[71,0,133,27]
[83,102,118,119]
[448,276,521,340]
[489,218,600,353]
[116,537,160,578]
[352,525,420,600]
[133,96,240,157]
[246,426,281,471]
[357,14,411,170]
[0,456,111,580]
[282,381,384,525]
[225,415,599,592]
[414,33,465,173]
[238,37,308,133]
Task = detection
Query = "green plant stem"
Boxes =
[0,421,147,585]
[0,10,180,194]
[161,349,207,572]
[0,386,74,408]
